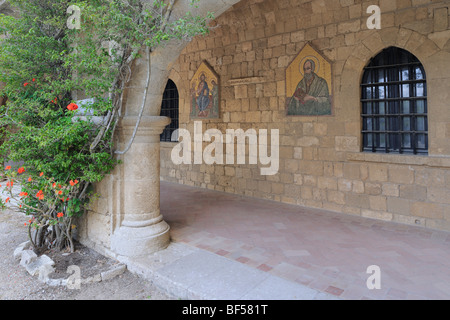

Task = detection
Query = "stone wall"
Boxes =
[160,0,450,232]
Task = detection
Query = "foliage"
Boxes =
[0,0,213,252]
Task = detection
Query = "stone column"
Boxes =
[111,115,171,258]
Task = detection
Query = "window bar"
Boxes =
[371,71,376,153]
[411,65,416,154]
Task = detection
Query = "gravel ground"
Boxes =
[0,208,175,300]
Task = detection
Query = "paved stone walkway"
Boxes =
[161,181,450,300]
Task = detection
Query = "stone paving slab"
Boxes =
[120,242,338,300]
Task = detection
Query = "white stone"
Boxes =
[100,264,126,281]
[13,241,32,259]
[20,250,37,267]
[46,278,68,287]
[38,264,55,283]
[25,255,55,276]
[81,274,102,284]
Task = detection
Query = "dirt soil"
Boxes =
[0,208,175,300]
[44,241,118,280]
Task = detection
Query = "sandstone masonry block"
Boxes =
[335,136,359,152]
[365,182,382,195]
[382,183,400,197]
[411,202,444,220]
[387,197,411,215]
[369,164,388,182]
[362,210,393,221]
[389,165,414,184]
[369,196,387,211]
[399,185,427,201]
[434,7,449,32]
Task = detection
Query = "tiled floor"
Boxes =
[160,181,450,300]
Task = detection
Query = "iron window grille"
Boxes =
[160,79,179,142]
[361,47,428,155]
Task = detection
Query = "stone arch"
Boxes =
[123,0,242,118]
[341,26,441,94]
[338,27,442,148]
[168,68,191,126]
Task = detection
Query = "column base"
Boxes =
[111,220,170,257]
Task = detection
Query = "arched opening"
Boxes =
[160,79,179,142]
[361,47,428,155]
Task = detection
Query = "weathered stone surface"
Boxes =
[434,7,449,32]
[20,250,37,267]
[25,255,55,277]
[81,274,102,284]
[101,264,126,281]
[14,241,32,259]
[46,278,68,287]
[38,264,56,283]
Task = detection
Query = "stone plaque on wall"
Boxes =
[286,43,333,116]
[190,61,220,120]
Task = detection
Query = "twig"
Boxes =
[114,45,151,155]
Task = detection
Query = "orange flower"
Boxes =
[36,190,44,200]
[5,197,9,203]
[57,212,64,218]
[19,192,28,197]
[39,172,44,177]
[70,180,79,186]
[5,166,11,170]
[17,167,25,174]
[32,78,35,82]
[52,182,56,188]
[28,177,32,182]
[6,180,13,188]
[67,103,78,111]
[24,83,29,87]
[58,190,63,195]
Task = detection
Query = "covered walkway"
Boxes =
[161,181,450,300]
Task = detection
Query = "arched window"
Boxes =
[160,79,179,142]
[361,47,428,154]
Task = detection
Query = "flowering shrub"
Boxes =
[0,83,116,251]
[1,165,85,251]
[0,0,213,252]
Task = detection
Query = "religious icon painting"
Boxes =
[190,61,220,120]
[286,43,333,116]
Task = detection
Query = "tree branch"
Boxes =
[114,45,151,155]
